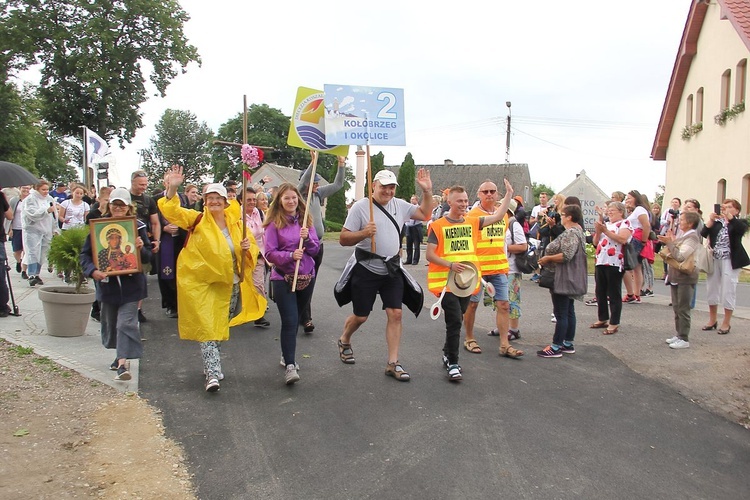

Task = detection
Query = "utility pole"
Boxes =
[505,101,511,163]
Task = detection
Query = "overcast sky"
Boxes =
[97,0,690,199]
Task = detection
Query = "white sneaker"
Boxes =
[280,355,299,370]
[668,339,690,349]
[665,336,679,344]
[285,364,300,385]
[205,377,220,392]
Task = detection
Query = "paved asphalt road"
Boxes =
[138,244,749,500]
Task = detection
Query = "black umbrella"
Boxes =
[0,161,41,188]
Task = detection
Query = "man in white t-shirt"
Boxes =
[529,192,549,227]
[337,169,433,381]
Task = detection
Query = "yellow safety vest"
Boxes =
[467,205,509,275]
[427,216,481,296]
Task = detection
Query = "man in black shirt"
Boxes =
[129,170,161,322]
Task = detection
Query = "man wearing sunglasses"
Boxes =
[462,181,524,359]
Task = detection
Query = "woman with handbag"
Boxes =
[536,204,588,358]
[658,212,702,349]
[622,190,652,304]
[700,199,750,335]
[264,183,320,385]
[590,202,632,335]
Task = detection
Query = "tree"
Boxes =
[395,152,416,201]
[211,104,310,182]
[0,79,74,180]
[532,182,556,205]
[2,0,200,146]
[140,109,213,188]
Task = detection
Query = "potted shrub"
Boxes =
[38,225,96,337]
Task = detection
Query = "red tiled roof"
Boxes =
[651,0,750,161]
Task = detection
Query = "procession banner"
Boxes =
[287,87,349,156]
[323,84,405,146]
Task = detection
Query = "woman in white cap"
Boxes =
[158,165,267,392]
[81,188,152,380]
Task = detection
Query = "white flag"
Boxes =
[86,127,109,164]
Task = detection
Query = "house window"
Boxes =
[721,69,731,109]
[717,179,727,204]
[696,88,704,122]
[736,59,747,104]
[686,94,694,126]
[742,174,750,217]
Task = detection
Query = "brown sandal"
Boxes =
[385,361,410,381]
[338,340,355,364]
[499,345,524,358]
[590,321,609,329]
[603,325,619,335]
[464,339,482,354]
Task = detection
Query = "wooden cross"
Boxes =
[211,95,275,282]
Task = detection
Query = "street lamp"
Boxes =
[505,101,512,163]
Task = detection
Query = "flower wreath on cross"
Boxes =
[240,144,264,180]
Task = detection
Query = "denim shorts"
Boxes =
[470,273,509,303]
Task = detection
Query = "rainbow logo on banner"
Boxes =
[287,87,349,156]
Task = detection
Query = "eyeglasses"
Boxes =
[480,189,497,195]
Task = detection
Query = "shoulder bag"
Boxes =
[553,238,588,296]
[659,245,696,274]
[510,219,538,274]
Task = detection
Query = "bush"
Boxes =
[47,226,90,293]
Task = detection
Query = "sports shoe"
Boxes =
[21,271,28,280]
[115,365,131,380]
[642,289,654,297]
[559,343,575,354]
[623,294,636,303]
[507,329,521,341]
[15,262,21,273]
[205,377,220,392]
[138,309,148,323]
[530,273,540,282]
[668,339,689,349]
[91,311,101,323]
[632,296,641,304]
[109,358,118,371]
[254,316,270,327]
[585,298,598,306]
[551,313,557,323]
[446,364,463,381]
[665,336,679,344]
[279,355,299,370]
[537,345,562,358]
[285,364,300,385]
[165,308,178,318]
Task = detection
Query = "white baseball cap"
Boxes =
[109,188,132,205]
[204,183,228,199]
[373,170,398,186]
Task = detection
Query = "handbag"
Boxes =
[285,273,313,291]
[695,243,715,274]
[538,266,555,289]
[623,240,639,271]
[553,239,588,296]
[659,246,696,274]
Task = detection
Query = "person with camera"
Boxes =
[700,199,749,335]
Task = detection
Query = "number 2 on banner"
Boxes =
[377,92,397,119]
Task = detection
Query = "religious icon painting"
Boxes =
[89,216,142,276]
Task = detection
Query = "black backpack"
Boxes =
[509,218,538,274]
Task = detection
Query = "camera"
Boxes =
[668,208,680,217]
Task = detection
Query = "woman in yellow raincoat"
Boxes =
[158,165,267,392]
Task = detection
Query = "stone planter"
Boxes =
[37,285,96,337]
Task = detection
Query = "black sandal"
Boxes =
[338,340,355,364]
[304,321,315,334]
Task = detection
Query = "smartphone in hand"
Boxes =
[714,204,721,215]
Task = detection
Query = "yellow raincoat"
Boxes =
[158,195,267,342]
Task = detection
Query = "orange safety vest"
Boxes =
[427,216,481,296]
[467,205,509,275]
